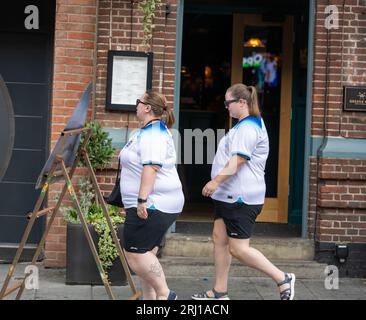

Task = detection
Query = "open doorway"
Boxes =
[177,1,308,232]
[178,13,232,221]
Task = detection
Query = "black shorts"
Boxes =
[123,207,180,254]
[213,200,263,239]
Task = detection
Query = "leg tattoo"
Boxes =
[149,262,162,278]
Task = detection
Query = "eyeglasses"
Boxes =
[136,99,149,107]
[224,99,239,108]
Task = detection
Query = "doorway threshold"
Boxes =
[175,220,301,238]
[177,202,301,237]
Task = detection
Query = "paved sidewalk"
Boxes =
[1,263,365,300]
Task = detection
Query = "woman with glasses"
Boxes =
[119,91,184,300]
[191,83,295,301]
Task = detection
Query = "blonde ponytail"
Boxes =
[162,106,175,129]
[144,90,175,128]
[248,86,261,117]
[227,83,261,117]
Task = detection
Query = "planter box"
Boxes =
[66,222,128,286]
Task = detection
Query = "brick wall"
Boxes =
[45,0,98,268]
[309,158,366,241]
[309,0,366,250]
[313,0,366,138]
[94,0,177,127]
[45,0,178,267]
[93,0,178,230]
[340,1,366,139]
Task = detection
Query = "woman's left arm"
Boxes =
[202,155,246,197]
[137,164,160,219]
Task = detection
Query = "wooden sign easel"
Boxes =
[0,127,142,300]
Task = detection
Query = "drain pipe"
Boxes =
[169,0,184,234]
[301,0,316,239]
[313,0,331,245]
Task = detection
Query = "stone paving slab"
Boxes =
[1,263,365,300]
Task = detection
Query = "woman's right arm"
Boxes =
[202,155,246,197]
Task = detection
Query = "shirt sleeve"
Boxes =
[230,124,258,160]
[139,130,167,167]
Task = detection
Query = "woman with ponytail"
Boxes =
[191,83,296,301]
[119,90,184,300]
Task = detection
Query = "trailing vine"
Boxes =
[91,205,124,271]
[138,0,162,51]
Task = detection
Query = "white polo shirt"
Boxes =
[119,120,184,214]
[211,116,269,205]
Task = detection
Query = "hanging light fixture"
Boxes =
[244,38,265,48]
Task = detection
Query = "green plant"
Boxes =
[138,0,162,51]
[61,178,125,271]
[80,121,115,170]
[92,204,124,270]
[61,123,121,272]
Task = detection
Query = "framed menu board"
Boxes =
[106,51,153,111]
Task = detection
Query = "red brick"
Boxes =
[353,236,366,242]
[347,229,359,236]
[45,243,66,251]
[346,216,361,222]
[45,251,57,259]
[66,83,89,91]
[339,236,353,242]
[324,228,346,235]
[340,222,352,228]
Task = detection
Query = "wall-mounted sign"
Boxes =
[243,53,263,68]
[106,51,153,112]
[343,86,366,112]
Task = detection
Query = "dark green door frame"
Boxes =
[288,6,310,225]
